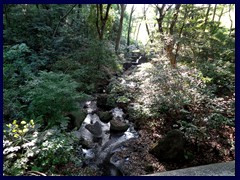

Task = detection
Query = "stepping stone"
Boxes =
[85,121,102,137]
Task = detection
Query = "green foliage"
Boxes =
[207,113,234,129]
[23,71,86,127]
[3,119,82,176]
[32,127,81,173]
[52,38,119,93]
[197,60,234,96]
[3,120,39,175]
[3,43,37,121]
[116,96,131,104]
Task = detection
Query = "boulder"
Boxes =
[150,130,185,162]
[97,94,112,110]
[110,119,129,132]
[66,109,88,129]
[98,111,113,123]
[85,121,102,138]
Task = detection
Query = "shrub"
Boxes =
[3,119,40,175]
[23,71,87,127]
[3,119,82,176]
[52,38,120,94]
[3,43,50,121]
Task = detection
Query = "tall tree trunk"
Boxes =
[115,4,126,53]
[96,4,112,40]
[156,4,172,34]
[169,4,181,35]
[143,4,153,43]
[135,23,141,43]
[228,4,233,37]
[3,4,12,26]
[217,5,224,28]
[212,4,217,22]
[127,5,135,46]
[166,4,181,68]
[165,35,176,68]
[203,4,211,32]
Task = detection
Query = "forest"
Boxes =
[3,4,235,176]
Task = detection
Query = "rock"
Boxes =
[98,111,113,123]
[110,119,129,132]
[85,121,102,138]
[97,94,112,110]
[112,107,125,119]
[84,101,98,114]
[78,114,110,148]
[66,109,88,129]
[123,62,133,70]
[150,130,185,162]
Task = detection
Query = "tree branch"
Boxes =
[53,4,77,37]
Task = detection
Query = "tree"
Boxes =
[53,4,77,37]
[127,5,135,46]
[155,4,172,34]
[96,4,112,40]
[228,4,234,37]
[165,4,181,68]
[143,4,153,43]
[203,4,211,32]
[115,4,126,53]
[169,4,181,35]
[212,4,217,22]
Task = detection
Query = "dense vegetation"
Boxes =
[3,4,235,176]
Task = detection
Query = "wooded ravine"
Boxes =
[3,4,235,176]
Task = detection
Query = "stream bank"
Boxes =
[66,49,234,176]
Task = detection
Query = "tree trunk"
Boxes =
[212,4,217,22]
[3,5,12,26]
[217,5,224,28]
[165,35,176,68]
[156,4,172,34]
[143,4,153,43]
[203,4,211,32]
[228,4,233,37]
[169,4,181,35]
[135,23,141,43]
[127,5,135,46]
[115,4,126,53]
[96,4,112,40]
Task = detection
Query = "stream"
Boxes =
[73,50,148,175]
[74,101,139,176]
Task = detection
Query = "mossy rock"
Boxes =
[98,111,113,123]
[110,119,129,132]
[67,109,88,129]
[150,130,185,162]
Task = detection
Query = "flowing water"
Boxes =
[76,101,138,175]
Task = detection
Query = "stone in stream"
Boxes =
[97,94,113,110]
[110,119,130,132]
[150,130,185,162]
[85,121,102,138]
[84,101,98,114]
[98,111,113,123]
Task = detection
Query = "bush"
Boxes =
[3,119,82,176]
[3,43,50,121]
[23,71,87,127]
[32,126,82,173]
[3,120,39,175]
[52,38,120,94]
